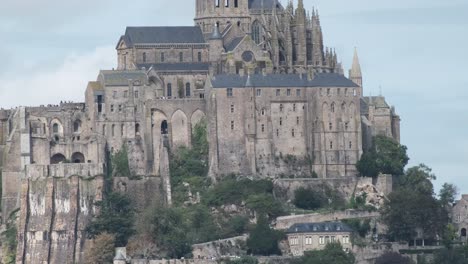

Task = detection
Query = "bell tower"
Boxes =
[195,0,251,38]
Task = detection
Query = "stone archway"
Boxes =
[71,152,85,163]
[51,153,66,164]
[191,109,206,132]
[171,110,189,147]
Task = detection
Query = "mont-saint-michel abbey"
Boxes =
[0,1,410,263]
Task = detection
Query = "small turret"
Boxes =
[349,48,363,87]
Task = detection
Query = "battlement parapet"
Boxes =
[25,163,105,179]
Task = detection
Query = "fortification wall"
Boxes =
[16,166,105,264]
[131,260,218,264]
[191,235,248,260]
[275,210,380,230]
[113,176,163,211]
[274,175,393,204]
[25,164,105,179]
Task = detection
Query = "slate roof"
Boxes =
[99,70,147,86]
[225,37,244,52]
[121,27,206,47]
[286,222,354,234]
[138,63,210,72]
[249,0,282,9]
[211,73,359,88]
[362,96,390,109]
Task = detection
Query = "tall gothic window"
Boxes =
[167,83,172,97]
[142,52,147,63]
[185,83,191,97]
[225,0,229,7]
[179,52,183,62]
[252,21,261,44]
[215,0,220,7]
[198,52,202,62]
[234,0,238,7]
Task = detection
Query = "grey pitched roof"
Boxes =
[286,222,354,234]
[99,70,147,86]
[121,26,206,46]
[211,73,359,88]
[138,63,210,72]
[362,96,390,109]
[249,0,282,9]
[225,37,244,52]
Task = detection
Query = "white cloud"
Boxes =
[0,46,116,108]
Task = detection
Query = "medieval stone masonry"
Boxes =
[0,1,401,263]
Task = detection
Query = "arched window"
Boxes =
[225,0,229,7]
[234,0,238,7]
[252,20,261,44]
[135,123,141,135]
[215,0,220,7]
[462,228,467,237]
[161,120,168,135]
[112,124,115,137]
[73,120,81,133]
[198,52,202,62]
[293,104,296,112]
[292,129,295,137]
[179,52,183,62]
[331,103,335,113]
[50,153,66,164]
[142,52,147,63]
[279,104,284,112]
[71,152,85,164]
[167,83,172,97]
[53,123,59,133]
[186,83,191,97]
[121,124,125,137]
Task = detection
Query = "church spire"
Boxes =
[349,48,363,87]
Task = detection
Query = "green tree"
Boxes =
[86,192,135,247]
[147,206,191,258]
[381,188,447,242]
[375,252,413,264]
[84,233,116,264]
[246,193,284,218]
[356,135,409,178]
[439,183,458,206]
[1,210,18,264]
[246,215,282,256]
[112,144,131,177]
[432,246,468,264]
[293,243,355,264]
[227,256,259,264]
[398,164,435,195]
[293,187,327,210]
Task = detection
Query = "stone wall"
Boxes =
[274,175,393,204]
[275,210,380,230]
[16,173,104,264]
[131,260,218,264]
[25,164,105,179]
[113,176,163,211]
[192,235,248,260]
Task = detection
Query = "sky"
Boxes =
[0,0,467,194]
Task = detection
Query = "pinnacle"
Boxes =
[350,47,362,78]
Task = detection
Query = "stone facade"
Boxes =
[0,1,402,263]
[452,194,468,241]
[286,221,353,256]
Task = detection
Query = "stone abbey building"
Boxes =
[0,1,400,263]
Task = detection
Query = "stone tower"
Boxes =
[195,0,251,37]
[349,48,363,87]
